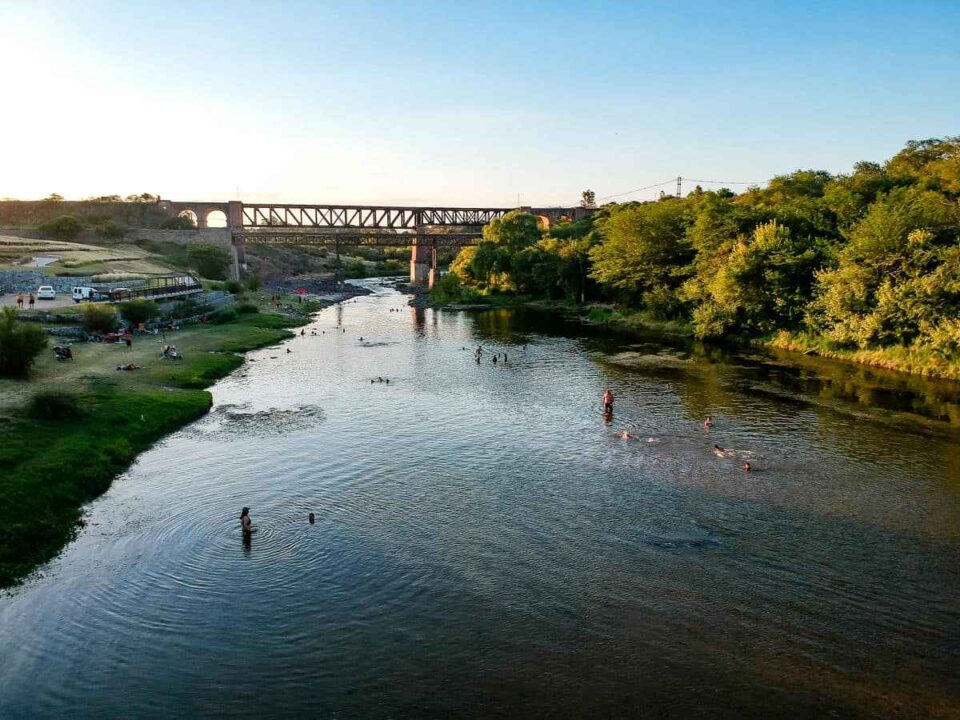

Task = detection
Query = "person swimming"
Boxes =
[240,507,256,535]
[704,416,714,429]
[743,461,751,472]
[713,444,726,458]
[309,512,315,524]
[492,355,498,364]
[616,430,638,440]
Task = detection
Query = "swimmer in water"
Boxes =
[286,348,292,353]
[492,355,498,364]
[309,512,315,524]
[743,461,751,472]
[704,416,714,430]
[602,388,614,414]
[713,444,726,458]
[616,430,638,440]
[240,507,256,535]
[301,329,305,336]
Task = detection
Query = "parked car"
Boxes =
[109,288,132,301]
[37,285,56,299]
[72,286,100,303]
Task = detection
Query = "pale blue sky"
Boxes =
[1,1,958,206]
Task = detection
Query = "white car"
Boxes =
[36,285,56,299]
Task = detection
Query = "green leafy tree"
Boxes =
[187,244,231,280]
[806,188,958,347]
[589,199,693,314]
[692,221,828,338]
[449,246,478,283]
[0,307,48,377]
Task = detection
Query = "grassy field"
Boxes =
[0,235,180,277]
[0,300,314,588]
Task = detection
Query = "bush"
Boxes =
[187,244,231,280]
[96,220,127,239]
[160,215,196,229]
[26,391,84,421]
[224,280,243,294]
[212,307,237,324]
[118,299,158,326]
[0,307,48,377]
[244,274,262,291]
[81,305,118,333]
[37,215,84,241]
[236,303,259,314]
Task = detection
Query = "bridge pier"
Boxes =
[410,239,431,286]
[230,238,245,281]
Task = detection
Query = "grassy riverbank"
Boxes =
[0,301,317,588]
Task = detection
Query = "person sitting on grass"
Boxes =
[116,363,142,371]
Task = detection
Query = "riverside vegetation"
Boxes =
[0,295,320,588]
[437,137,960,380]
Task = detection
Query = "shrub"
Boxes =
[95,220,127,239]
[81,305,118,333]
[26,391,84,420]
[244,274,262,291]
[344,258,368,278]
[187,244,231,280]
[160,215,195,229]
[0,307,49,377]
[236,303,259,314]
[37,215,84,241]
[224,280,243,294]
[118,299,158,326]
[212,307,237,324]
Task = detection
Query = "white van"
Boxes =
[72,286,99,303]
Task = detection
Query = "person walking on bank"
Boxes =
[28,293,35,309]
[16,292,24,309]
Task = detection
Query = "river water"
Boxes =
[2,280,959,719]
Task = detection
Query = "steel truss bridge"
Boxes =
[155,199,592,282]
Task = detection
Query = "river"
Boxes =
[2,280,959,719]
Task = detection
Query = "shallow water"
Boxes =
[2,280,959,719]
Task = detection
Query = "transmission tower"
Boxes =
[676,176,682,198]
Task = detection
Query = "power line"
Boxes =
[598,176,764,203]
[597,178,676,202]
[683,178,763,186]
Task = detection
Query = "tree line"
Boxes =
[444,138,960,369]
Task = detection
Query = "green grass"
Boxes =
[0,386,212,586]
[766,330,960,382]
[0,308,306,588]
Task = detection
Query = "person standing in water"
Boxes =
[603,388,615,414]
[704,416,714,430]
[240,507,256,535]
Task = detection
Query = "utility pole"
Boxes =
[676,176,682,198]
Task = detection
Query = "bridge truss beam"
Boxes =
[240,204,508,230]
[233,231,482,247]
